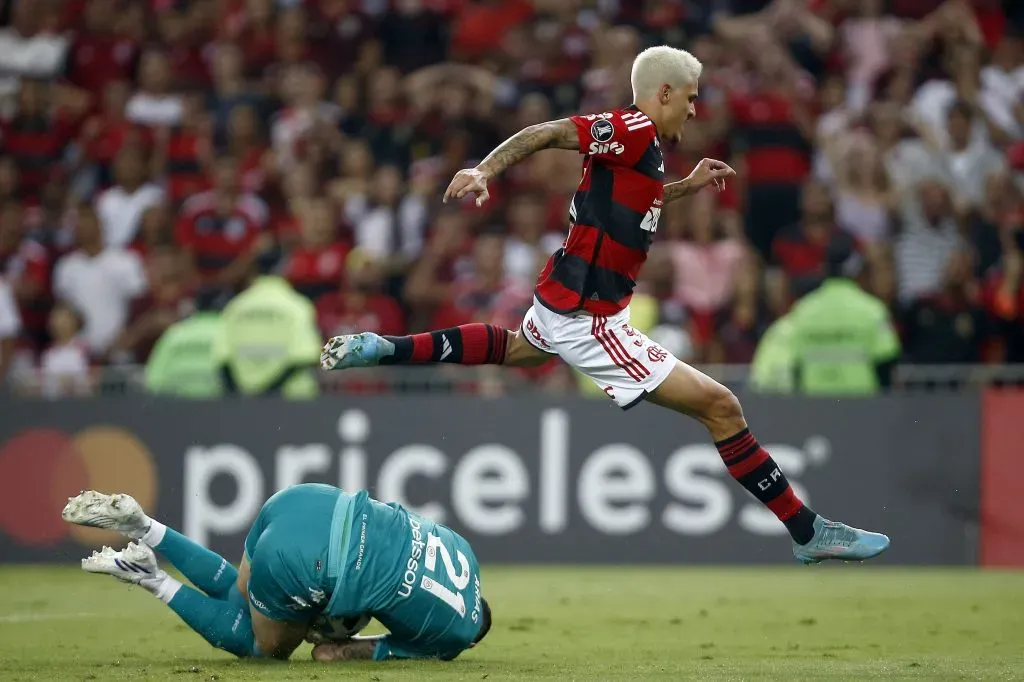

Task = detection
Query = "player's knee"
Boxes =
[702,383,743,427]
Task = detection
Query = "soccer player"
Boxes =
[61,484,491,662]
[321,45,890,564]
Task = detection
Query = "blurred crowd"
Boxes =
[0,0,1023,397]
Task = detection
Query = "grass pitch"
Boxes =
[0,565,1021,681]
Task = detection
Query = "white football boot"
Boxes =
[81,542,163,585]
[62,490,149,538]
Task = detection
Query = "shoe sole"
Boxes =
[795,540,891,565]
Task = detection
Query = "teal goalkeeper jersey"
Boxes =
[326,490,484,656]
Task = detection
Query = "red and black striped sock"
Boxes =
[715,428,817,544]
[380,324,509,366]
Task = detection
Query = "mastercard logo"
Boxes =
[0,427,157,548]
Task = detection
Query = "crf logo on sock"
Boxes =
[757,467,783,492]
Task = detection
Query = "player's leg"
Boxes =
[647,362,889,563]
[320,321,553,371]
[79,542,259,658]
[62,491,237,599]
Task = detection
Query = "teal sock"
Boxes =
[144,522,238,599]
[166,585,258,658]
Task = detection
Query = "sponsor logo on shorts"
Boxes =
[397,516,425,599]
[647,346,668,363]
[526,319,551,349]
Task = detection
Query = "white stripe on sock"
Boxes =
[141,573,182,604]
[141,519,167,547]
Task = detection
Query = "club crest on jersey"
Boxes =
[591,119,614,142]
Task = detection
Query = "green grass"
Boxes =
[0,566,1022,681]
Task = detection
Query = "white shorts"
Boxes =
[521,298,678,409]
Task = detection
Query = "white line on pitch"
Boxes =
[0,612,98,623]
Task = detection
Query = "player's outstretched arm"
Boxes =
[311,635,384,662]
[443,119,579,206]
[663,157,736,205]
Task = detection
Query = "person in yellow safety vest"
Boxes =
[776,237,901,395]
[214,256,322,399]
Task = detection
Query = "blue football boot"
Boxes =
[320,332,395,370]
[793,516,890,564]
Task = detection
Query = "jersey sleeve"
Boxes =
[570,111,652,166]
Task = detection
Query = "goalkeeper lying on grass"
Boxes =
[62,483,491,662]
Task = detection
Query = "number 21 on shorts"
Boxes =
[421,533,471,616]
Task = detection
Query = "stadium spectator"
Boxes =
[0,0,1021,395]
[52,206,147,359]
[38,301,91,398]
[64,0,140,96]
[427,231,533,332]
[670,193,748,340]
[126,48,183,127]
[78,80,153,190]
[503,192,563,289]
[402,208,472,325]
[95,146,165,248]
[348,164,427,270]
[224,104,268,194]
[772,179,854,300]
[316,248,406,340]
[0,0,69,101]
[158,92,213,204]
[901,248,990,364]
[281,197,350,301]
[938,100,1008,210]
[115,244,193,364]
[822,134,893,245]
[1,79,72,199]
[174,156,268,295]
[207,42,268,146]
[983,221,1024,363]
[0,277,20,385]
[0,202,50,350]
[895,178,965,305]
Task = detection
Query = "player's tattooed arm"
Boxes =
[663,158,737,205]
[478,118,580,173]
[662,179,701,204]
[311,635,384,662]
[444,119,578,206]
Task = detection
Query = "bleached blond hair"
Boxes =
[630,46,703,100]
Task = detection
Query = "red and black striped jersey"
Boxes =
[534,105,665,315]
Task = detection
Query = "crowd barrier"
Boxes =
[1,392,1020,566]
